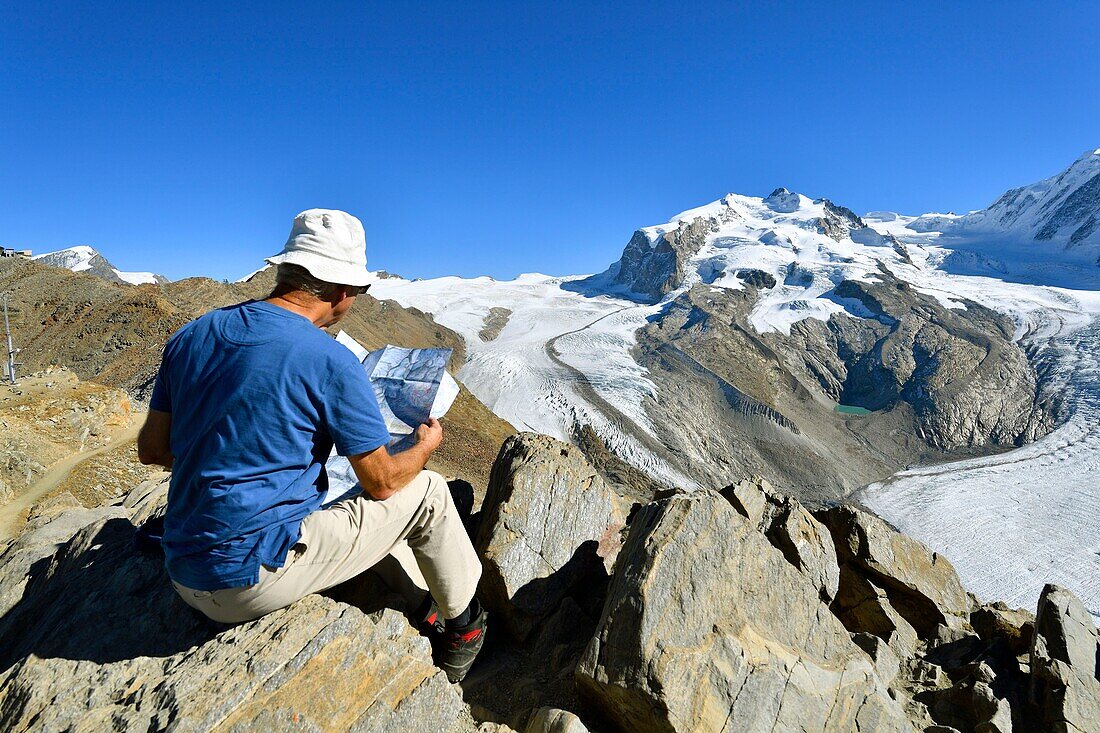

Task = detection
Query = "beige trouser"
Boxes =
[172,470,482,624]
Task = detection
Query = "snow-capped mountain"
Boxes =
[369,148,1100,620]
[32,246,169,285]
[930,148,1099,245]
[874,149,1100,280]
[600,187,932,333]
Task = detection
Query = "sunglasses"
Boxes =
[346,283,371,297]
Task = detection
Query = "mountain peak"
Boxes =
[33,246,169,285]
[764,187,805,213]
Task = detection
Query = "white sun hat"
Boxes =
[265,209,371,286]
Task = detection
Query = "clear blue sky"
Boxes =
[2,2,1097,281]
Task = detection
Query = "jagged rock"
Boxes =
[0,482,479,732]
[576,490,913,732]
[475,433,625,641]
[612,216,721,301]
[971,602,1035,656]
[815,199,866,241]
[1027,584,1100,733]
[721,476,840,602]
[722,475,773,524]
[735,268,777,289]
[25,491,81,523]
[852,632,902,686]
[832,564,920,658]
[917,661,1013,733]
[524,707,589,733]
[817,505,970,636]
[766,496,841,603]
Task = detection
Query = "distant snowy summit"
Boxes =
[914,148,1100,245]
[601,148,1100,322]
[32,246,169,285]
[873,148,1100,277]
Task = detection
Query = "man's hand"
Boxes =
[415,417,443,454]
[348,418,443,501]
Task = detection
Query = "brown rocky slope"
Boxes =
[0,258,514,495]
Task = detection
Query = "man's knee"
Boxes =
[420,470,450,504]
[421,469,447,489]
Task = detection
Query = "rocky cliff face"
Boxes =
[610,198,738,301]
[609,224,704,301]
[2,433,1095,732]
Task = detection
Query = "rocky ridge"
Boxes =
[1,432,1095,732]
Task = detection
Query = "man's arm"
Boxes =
[347,418,443,501]
[137,409,175,468]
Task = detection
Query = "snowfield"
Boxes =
[371,149,1100,620]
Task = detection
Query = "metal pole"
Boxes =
[2,293,17,385]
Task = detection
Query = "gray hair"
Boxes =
[273,263,340,299]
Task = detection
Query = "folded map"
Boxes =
[323,332,460,505]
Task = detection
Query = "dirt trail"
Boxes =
[0,421,142,540]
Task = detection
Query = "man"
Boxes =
[137,209,487,683]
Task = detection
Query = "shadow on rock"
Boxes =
[507,539,609,627]
[0,516,217,666]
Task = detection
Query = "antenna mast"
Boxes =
[2,293,18,385]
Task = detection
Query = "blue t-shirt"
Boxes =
[150,300,391,591]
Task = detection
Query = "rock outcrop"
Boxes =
[722,476,840,603]
[1,433,1097,732]
[611,212,732,301]
[817,504,971,637]
[1028,584,1100,732]
[576,489,910,732]
[0,479,482,732]
[476,433,624,641]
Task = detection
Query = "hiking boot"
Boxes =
[414,596,446,637]
[440,600,488,683]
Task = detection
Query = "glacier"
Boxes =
[370,149,1100,621]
